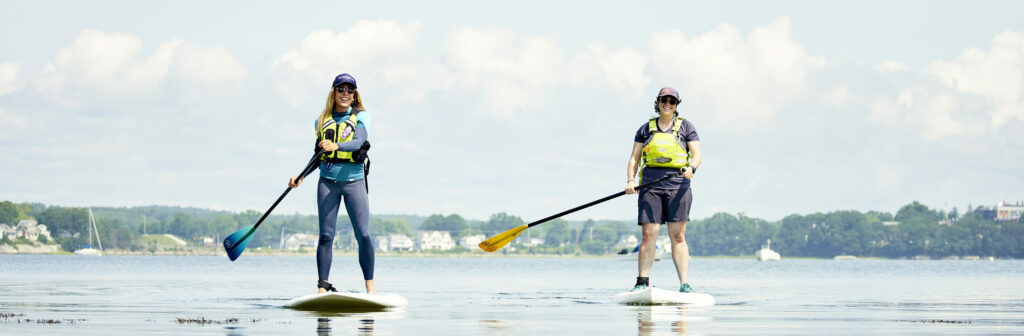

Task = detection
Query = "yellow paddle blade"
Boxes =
[478,225,529,252]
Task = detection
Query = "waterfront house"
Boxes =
[388,234,414,251]
[459,234,485,248]
[283,233,319,250]
[519,237,546,247]
[995,201,1024,222]
[615,235,639,249]
[416,230,455,251]
[375,235,414,251]
[10,220,53,242]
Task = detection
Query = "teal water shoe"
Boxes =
[679,283,694,293]
[631,284,649,292]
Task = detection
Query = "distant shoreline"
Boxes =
[4,250,1006,260]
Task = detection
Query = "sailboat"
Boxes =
[755,239,780,261]
[74,208,103,256]
[616,243,665,261]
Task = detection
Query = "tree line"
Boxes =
[1,200,1021,258]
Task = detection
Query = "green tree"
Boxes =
[542,219,572,247]
[36,207,89,238]
[0,201,18,225]
[371,218,412,236]
[421,214,469,238]
[592,223,619,244]
[481,212,524,237]
[689,213,757,256]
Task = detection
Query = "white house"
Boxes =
[417,230,455,251]
[459,234,485,248]
[388,234,414,251]
[996,201,1024,221]
[519,237,546,247]
[284,233,319,250]
[0,224,11,240]
[615,235,639,249]
[11,220,53,242]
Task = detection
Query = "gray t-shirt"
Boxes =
[633,118,700,189]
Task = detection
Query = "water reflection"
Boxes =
[315,317,375,336]
[636,306,711,335]
[307,310,405,336]
[316,317,330,336]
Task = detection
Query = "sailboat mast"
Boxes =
[88,208,103,251]
[87,209,94,248]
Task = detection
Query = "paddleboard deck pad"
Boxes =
[613,287,715,306]
[285,292,408,311]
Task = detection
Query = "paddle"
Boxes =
[223,150,323,261]
[224,119,339,261]
[478,173,681,252]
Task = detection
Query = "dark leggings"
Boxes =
[317,177,373,281]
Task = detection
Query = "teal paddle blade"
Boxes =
[223,225,255,261]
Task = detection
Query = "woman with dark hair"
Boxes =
[289,73,376,294]
[625,87,702,293]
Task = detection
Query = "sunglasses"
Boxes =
[658,96,679,105]
[335,87,357,94]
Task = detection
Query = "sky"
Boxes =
[1,1,1022,223]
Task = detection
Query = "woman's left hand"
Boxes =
[318,140,339,151]
[681,166,694,179]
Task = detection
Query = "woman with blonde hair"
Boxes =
[289,73,376,294]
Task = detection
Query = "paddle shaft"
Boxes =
[229,150,323,249]
[524,173,680,229]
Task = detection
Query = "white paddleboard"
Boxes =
[613,287,715,306]
[285,292,408,311]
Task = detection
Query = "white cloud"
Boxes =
[564,44,649,99]
[0,108,27,139]
[822,85,849,106]
[870,87,990,140]
[869,29,1024,141]
[166,41,246,98]
[0,62,26,95]
[443,27,650,120]
[877,61,911,73]
[925,29,1024,127]
[33,30,245,107]
[271,20,422,106]
[443,27,563,119]
[650,17,825,124]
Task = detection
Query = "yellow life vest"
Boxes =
[641,117,690,170]
[318,112,360,163]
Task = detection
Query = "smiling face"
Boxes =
[657,96,678,115]
[333,85,356,111]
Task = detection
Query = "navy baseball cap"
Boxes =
[332,73,357,88]
[657,87,680,101]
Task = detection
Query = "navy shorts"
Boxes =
[638,188,692,224]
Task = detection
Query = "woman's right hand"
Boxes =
[625,180,638,194]
[288,176,302,189]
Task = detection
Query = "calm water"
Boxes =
[1,255,1022,335]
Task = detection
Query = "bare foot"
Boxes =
[318,288,327,294]
[365,280,378,294]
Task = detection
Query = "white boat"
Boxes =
[755,239,780,261]
[74,208,103,256]
[615,243,664,261]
